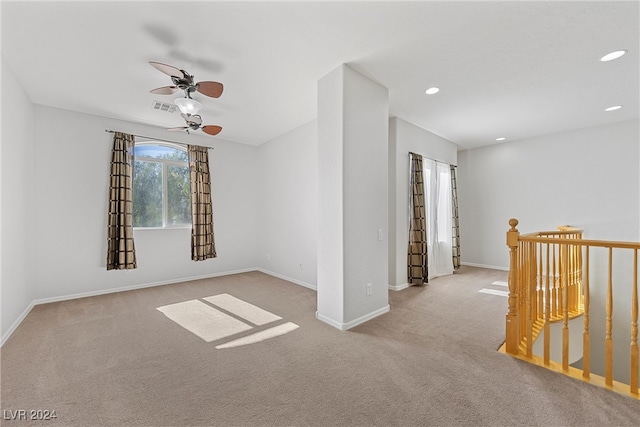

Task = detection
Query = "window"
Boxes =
[421,157,453,279]
[133,142,191,228]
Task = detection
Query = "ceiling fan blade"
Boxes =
[166,127,188,132]
[196,81,224,98]
[150,85,178,95]
[149,61,183,78]
[202,125,222,136]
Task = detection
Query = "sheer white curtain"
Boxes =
[422,157,454,279]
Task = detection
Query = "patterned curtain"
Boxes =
[408,153,428,284]
[450,165,461,270]
[107,132,137,270]
[188,145,217,261]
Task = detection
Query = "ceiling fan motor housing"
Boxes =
[171,72,197,95]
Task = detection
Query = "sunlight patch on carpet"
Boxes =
[478,288,509,297]
[157,300,252,342]
[157,294,298,348]
[203,293,282,325]
[491,281,508,287]
[215,322,300,349]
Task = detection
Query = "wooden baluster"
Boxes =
[520,241,526,341]
[578,232,583,309]
[552,243,558,318]
[569,241,578,311]
[606,247,614,386]
[567,238,573,312]
[577,235,582,306]
[544,242,551,365]
[522,241,528,352]
[505,219,520,355]
[526,241,534,358]
[576,234,583,310]
[519,242,525,339]
[562,243,570,371]
[583,246,590,379]
[631,249,638,394]
[530,241,537,325]
[559,242,564,320]
[538,243,543,321]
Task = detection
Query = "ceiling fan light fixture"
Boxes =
[425,87,440,95]
[600,50,627,62]
[174,97,202,115]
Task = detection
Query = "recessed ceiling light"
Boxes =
[425,87,440,95]
[496,137,506,141]
[600,50,627,62]
[605,105,622,112]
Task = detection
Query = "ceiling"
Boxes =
[2,1,638,150]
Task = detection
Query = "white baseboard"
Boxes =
[256,268,317,291]
[344,305,390,329]
[461,262,509,271]
[316,304,390,331]
[388,283,411,291]
[315,312,344,330]
[31,268,258,306]
[1,301,36,347]
[0,267,257,348]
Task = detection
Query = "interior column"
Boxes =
[316,64,390,330]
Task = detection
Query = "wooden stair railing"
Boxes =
[503,219,639,400]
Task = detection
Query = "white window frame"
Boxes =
[133,142,191,229]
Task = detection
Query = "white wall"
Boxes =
[31,105,259,301]
[388,117,458,289]
[317,66,345,325]
[342,66,389,324]
[317,64,389,329]
[457,119,640,269]
[1,56,36,341]
[256,120,318,288]
[457,119,640,383]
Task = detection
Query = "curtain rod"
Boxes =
[409,151,454,166]
[105,130,214,149]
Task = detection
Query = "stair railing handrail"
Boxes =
[505,218,639,399]
[519,235,640,249]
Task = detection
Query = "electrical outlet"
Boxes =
[366,283,372,296]
[377,229,383,241]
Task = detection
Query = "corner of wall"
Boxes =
[1,55,37,341]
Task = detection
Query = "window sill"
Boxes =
[133,226,191,231]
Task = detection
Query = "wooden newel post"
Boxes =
[506,218,520,355]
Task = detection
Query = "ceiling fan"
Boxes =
[149,61,223,99]
[166,113,222,136]
[149,61,223,136]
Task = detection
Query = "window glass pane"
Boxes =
[167,165,191,226]
[133,160,163,227]
[134,144,188,162]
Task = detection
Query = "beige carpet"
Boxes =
[1,267,639,426]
